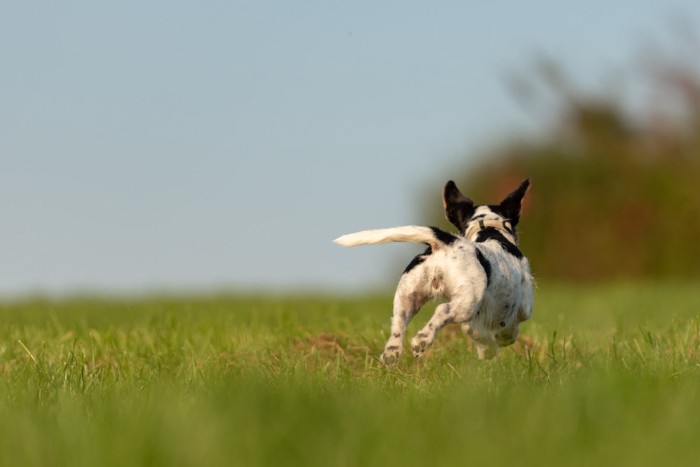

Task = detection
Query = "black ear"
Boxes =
[443,180,474,233]
[499,178,531,226]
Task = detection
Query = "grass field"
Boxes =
[1,282,700,467]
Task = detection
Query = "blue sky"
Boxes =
[2,1,699,295]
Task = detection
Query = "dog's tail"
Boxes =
[334,226,455,251]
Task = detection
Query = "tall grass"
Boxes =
[1,283,699,466]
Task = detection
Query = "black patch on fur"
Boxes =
[486,204,518,229]
[476,228,523,259]
[429,226,458,245]
[475,248,492,287]
[403,247,432,274]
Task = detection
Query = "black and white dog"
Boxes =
[334,179,534,364]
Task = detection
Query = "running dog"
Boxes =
[334,179,534,365]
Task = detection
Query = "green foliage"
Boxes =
[430,57,700,281]
[1,285,700,466]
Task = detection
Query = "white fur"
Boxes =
[336,205,534,365]
[334,226,443,250]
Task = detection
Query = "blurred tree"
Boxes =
[430,47,700,282]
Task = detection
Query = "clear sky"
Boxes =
[2,1,699,296]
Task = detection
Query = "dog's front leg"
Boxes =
[475,338,499,360]
[461,324,499,360]
[381,288,427,366]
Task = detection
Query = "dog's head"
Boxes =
[443,178,531,242]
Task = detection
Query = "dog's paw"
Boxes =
[410,334,430,358]
[381,345,402,366]
[476,344,498,360]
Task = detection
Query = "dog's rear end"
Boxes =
[335,179,533,365]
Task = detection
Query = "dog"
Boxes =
[334,178,534,364]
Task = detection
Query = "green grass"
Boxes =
[1,283,700,467]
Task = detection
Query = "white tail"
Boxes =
[334,226,442,250]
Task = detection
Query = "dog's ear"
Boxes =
[443,180,474,233]
[499,178,531,225]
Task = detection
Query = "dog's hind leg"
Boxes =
[410,303,454,358]
[381,286,429,366]
[411,286,484,358]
